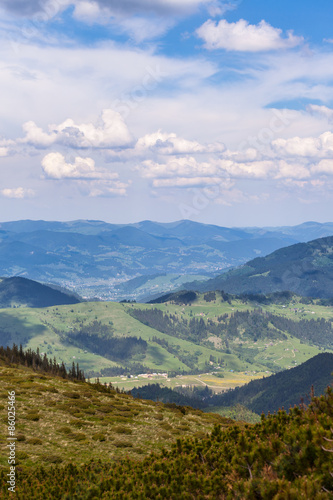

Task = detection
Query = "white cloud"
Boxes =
[0,0,231,42]
[0,147,9,157]
[196,19,303,52]
[152,176,222,187]
[22,121,56,148]
[74,0,221,17]
[272,131,333,158]
[307,104,333,121]
[138,156,275,185]
[41,152,119,180]
[272,136,320,158]
[275,160,310,180]
[138,156,219,179]
[216,159,274,178]
[41,152,130,196]
[135,130,225,155]
[21,109,133,149]
[86,180,129,197]
[311,159,333,175]
[1,187,35,198]
[1,0,225,18]
[215,188,266,206]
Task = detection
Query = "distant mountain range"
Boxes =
[0,219,332,300]
[185,235,333,299]
[0,277,81,308]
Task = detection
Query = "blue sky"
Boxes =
[0,0,332,226]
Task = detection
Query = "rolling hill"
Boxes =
[0,292,331,379]
[185,235,333,299]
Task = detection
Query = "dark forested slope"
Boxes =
[186,235,333,298]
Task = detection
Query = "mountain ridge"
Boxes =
[184,235,333,298]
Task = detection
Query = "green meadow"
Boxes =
[0,293,331,389]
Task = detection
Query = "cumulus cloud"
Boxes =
[275,160,310,180]
[311,159,333,175]
[41,152,119,180]
[307,104,333,121]
[138,155,276,187]
[41,152,129,196]
[138,156,219,179]
[216,159,274,178]
[21,109,133,149]
[1,187,35,198]
[272,131,333,158]
[135,130,225,155]
[196,19,303,52]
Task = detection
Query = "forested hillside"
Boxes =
[185,235,333,298]
[131,353,333,415]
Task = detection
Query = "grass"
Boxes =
[0,362,232,470]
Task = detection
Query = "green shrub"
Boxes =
[113,425,132,435]
[113,441,133,448]
[92,433,106,442]
[66,392,80,399]
[160,422,172,430]
[25,413,40,421]
[71,419,91,428]
[72,433,86,442]
[16,434,26,442]
[41,454,63,464]
[58,426,72,434]
[98,405,112,413]
[27,438,42,445]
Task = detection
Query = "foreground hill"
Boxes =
[1,357,333,498]
[186,235,333,299]
[1,219,332,300]
[0,350,229,470]
[0,277,81,308]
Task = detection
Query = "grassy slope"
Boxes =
[0,294,331,377]
[0,362,231,469]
